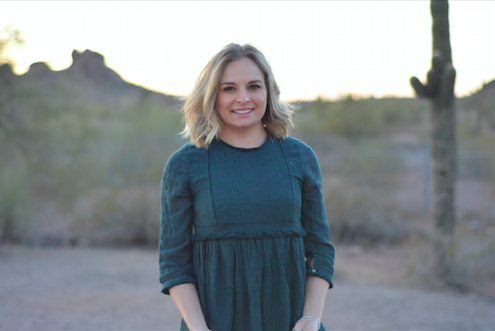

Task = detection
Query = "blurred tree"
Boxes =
[0,24,24,63]
[410,0,457,280]
[0,24,25,153]
[0,25,26,242]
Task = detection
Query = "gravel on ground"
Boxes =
[1,245,494,330]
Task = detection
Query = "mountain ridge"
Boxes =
[2,49,180,109]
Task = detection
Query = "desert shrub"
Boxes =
[403,215,495,289]
[455,220,495,281]
[325,185,411,245]
[298,95,380,138]
[5,72,184,245]
[0,162,28,242]
[320,139,412,245]
[104,106,184,187]
[295,96,427,139]
[73,187,160,247]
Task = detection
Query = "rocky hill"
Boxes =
[1,49,180,110]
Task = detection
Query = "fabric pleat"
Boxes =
[187,236,311,331]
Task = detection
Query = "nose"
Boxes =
[237,88,250,103]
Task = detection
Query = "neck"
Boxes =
[219,126,268,149]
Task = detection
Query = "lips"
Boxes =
[232,109,253,114]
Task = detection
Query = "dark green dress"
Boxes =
[159,136,335,331]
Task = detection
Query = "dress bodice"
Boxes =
[177,137,307,240]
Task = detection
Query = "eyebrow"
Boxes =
[219,79,264,86]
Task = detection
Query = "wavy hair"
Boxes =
[181,43,295,149]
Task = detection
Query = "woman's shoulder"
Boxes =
[170,142,205,158]
[165,142,205,170]
[281,136,309,147]
[280,136,317,159]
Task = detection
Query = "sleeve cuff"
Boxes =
[161,275,197,295]
[306,268,334,289]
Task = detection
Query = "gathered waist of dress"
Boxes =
[191,222,306,241]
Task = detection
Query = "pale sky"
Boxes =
[1,0,494,101]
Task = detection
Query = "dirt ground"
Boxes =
[0,244,494,331]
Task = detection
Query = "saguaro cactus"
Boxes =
[410,0,456,280]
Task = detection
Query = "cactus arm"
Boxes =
[410,76,427,98]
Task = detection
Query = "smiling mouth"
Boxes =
[232,109,253,114]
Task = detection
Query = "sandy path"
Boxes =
[0,245,494,330]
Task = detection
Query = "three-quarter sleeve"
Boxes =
[298,142,335,288]
[159,148,196,294]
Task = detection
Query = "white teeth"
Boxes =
[233,109,252,114]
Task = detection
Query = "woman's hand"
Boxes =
[292,317,320,331]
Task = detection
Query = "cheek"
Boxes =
[217,94,232,110]
[216,96,225,114]
[257,93,268,108]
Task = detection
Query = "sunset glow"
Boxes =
[2,1,494,101]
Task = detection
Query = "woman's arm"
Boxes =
[302,275,329,319]
[169,283,211,331]
[159,149,197,293]
[297,141,335,288]
[292,275,329,331]
[160,148,209,330]
[293,140,335,330]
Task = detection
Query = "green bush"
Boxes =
[0,162,28,242]
[325,185,410,245]
[319,139,411,244]
[73,187,160,247]
[295,95,427,139]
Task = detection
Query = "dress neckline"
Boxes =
[217,135,272,152]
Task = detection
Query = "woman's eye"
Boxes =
[249,84,261,90]
[223,86,235,92]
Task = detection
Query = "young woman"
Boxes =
[159,43,335,331]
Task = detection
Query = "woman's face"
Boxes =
[216,57,267,135]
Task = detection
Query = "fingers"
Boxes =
[292,318,319,331]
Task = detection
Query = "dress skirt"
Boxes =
[178,235,326,331]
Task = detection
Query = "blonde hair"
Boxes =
[181,43,295,149]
